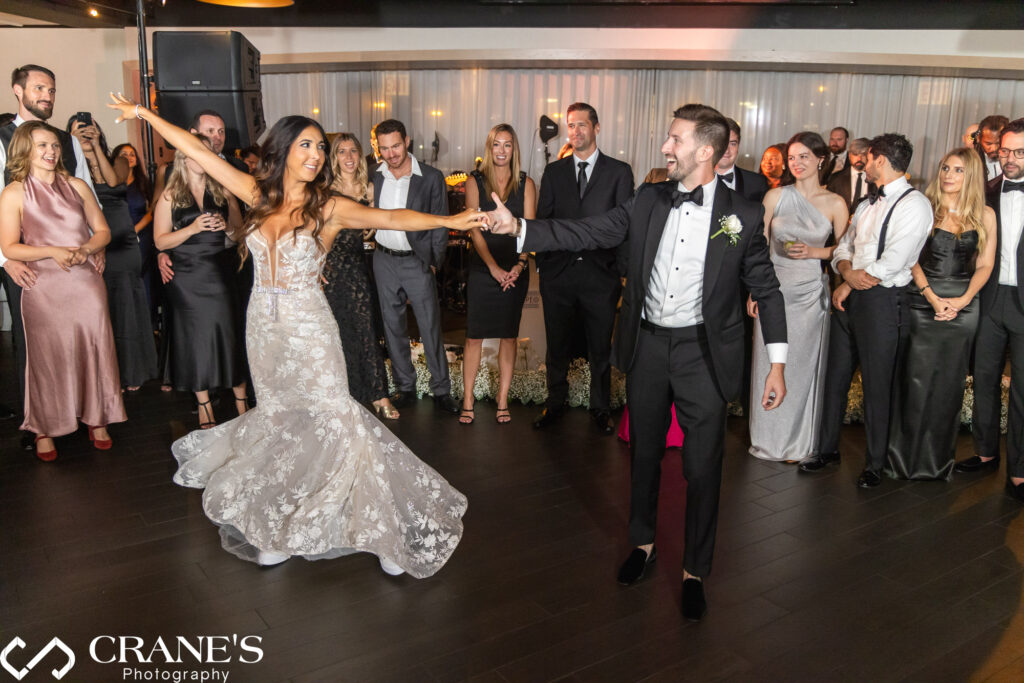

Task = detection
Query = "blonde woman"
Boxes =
[153,135,246,429]
[461,123,536,424]
[887,147,996,479]
[323,133,398,419]
[0,121,124,460]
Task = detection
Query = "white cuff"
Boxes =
[765,342,788,365]
[515,218,527,252]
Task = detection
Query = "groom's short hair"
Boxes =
[672,104,729,166]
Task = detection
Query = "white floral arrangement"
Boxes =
[712,214,743,246]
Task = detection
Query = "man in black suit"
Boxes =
[960,118,1024,501]
[715,117,768,203]
[827,137,874,214]
[533,102,634,434]
[370,118,458,414]
[977,114,1009,182]
[488,104,787,620]
[819,126,850,184]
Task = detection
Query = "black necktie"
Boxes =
[853,172,863,202]
[719,171,734,184]
[868,185,886,205]
[1003,180,1024,194]
[671,185,703,208]
[577,161,589,198]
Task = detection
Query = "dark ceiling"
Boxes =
[7,0,1024,30]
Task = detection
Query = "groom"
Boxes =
[487,104,787,620]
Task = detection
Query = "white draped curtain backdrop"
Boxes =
[262,67,1024,187]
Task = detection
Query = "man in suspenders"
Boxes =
[801,134,932,487]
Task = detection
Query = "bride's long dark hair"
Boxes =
[238,115,334,261]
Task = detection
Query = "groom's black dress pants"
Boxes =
[816,308,859,457]
[626,322,726,579]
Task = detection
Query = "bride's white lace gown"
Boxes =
[172,230,467,577]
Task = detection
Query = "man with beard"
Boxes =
[819,126,850,183]
[959,118,1024,502]
[977,115,1009,182]
[0,64,99,445]
[827,137,875,213]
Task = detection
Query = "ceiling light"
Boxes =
[88,7,99,16]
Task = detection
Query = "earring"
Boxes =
[818,160,823,169]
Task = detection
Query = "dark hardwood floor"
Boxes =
[2,328,1024,682]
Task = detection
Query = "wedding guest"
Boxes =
[827,137,875,213]
[111,142,159,329]
[371,118,459,413]
[461,123,535,425]
[804,134,932,488]
[365,123,380,171]
[977,115,1009,181]
[888,148,995,480]
[760,144,785,189]
[962,118,1024,502]
[819,126,850,183]
[71,119,158,392]
[322,132,399,420]
[643,167,669,184]
[240,145,260,174]
[0,64,99,451]
[748,132,848,463]
[533,102,633,434]
[716,118,768,203]
[0,121,124,460]
[962,123,979,148]
[153,135,247,429]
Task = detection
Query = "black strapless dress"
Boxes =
[887,229,980,480]
[163,191,245,392]
[95,183,158,387]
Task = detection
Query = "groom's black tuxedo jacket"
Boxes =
[523,178,787,402]
[535,152,634,278]
[980,176,1023,313]
[372,160,449,270]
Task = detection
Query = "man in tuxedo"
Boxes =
[977,115,1009,182]
[819,127,850,184]
[487,104,787,620]
[532,102,634,434]
[371,118,458,414]
[0,64,100,443]
[959,118,1024,501]
[803,134,932,487]
[715,118,768,203]
[827,137,875,214]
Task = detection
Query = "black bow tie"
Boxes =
[868,185,886,205]
[671,185,703,208]
[1003,180,1024,194]
[719,171,734,184]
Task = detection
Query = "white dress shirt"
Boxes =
[572,148,599,184]
[998,179,1024,286]
[374,155,423,252]
[0,114,98,265]
[517,177,788,363]
[832,176,932,287]
[986,157,1002,181]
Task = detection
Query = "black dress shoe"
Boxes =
[954,455,1000,474]
[0,402,15,420]
[857,469,882,488]
[681,578,707,621]
[798,451,840,473]
[590,410,614,435]
[391,391,413,409]
[617,546,656,585]
[1006,480,1024,502]
[21,431,35,451]
[433,393,459,414]
[532,406,565,430]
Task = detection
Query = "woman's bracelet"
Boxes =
[135,104,143,120]
[920,284,932,294]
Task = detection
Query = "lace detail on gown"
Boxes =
[171,230,467,577]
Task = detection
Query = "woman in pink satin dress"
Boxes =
[0,121,125,461]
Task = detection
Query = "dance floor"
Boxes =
[2,331,1024,682]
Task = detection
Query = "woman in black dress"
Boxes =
[112,143,159,332]
[153,136,246,429]
[461,124,535,424]
[70,120,158,391]
[887,148,996,480]
[322,133,398,420]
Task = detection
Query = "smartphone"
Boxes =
[74,111,93,127]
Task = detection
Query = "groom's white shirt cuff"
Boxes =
[516,218,788,365]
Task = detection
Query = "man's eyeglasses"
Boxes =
[997,148,1024,160]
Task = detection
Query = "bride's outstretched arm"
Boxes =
[107,93,259,207]
[325,195,486,233]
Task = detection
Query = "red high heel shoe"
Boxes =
[87,425,113,450]
[35,435,57,462]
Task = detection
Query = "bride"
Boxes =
[109,94,482,576]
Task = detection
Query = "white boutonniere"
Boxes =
[711,214,742,246]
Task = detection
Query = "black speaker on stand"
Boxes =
[154,31,265,152]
